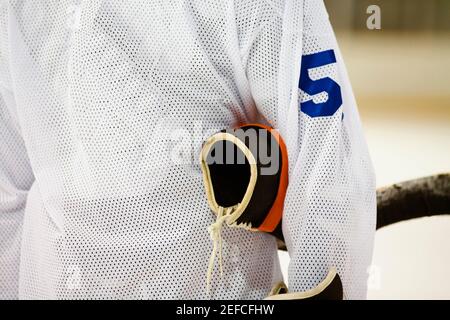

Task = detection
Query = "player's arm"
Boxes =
[244,0,376,299]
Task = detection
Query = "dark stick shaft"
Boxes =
[376,173,450,229]
[278,174,450,251]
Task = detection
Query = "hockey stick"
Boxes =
[278,173,450,251]
[376,173,450,229]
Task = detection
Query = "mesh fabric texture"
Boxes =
[0,0,375,299]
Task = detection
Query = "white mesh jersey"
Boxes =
[0,0,376,299]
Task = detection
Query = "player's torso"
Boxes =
[7,1,281,299]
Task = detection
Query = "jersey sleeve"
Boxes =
[0,5,35,299]
[243,0,376,299]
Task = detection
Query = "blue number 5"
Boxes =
[299,50,342,117]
